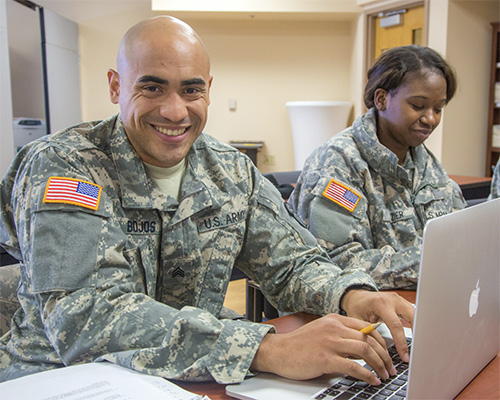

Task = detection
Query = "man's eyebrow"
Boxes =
[137,75,168,85]
[182,78,206,86]
[136,76,206,86]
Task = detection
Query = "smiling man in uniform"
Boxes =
[0,16,413,386]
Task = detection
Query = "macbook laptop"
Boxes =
[226,198,500,400]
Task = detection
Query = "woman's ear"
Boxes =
[373,88,388,111]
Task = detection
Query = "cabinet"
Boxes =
[486,21,500,177]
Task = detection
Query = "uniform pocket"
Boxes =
[30,209,103,293]
[372,204,418,250]
[123,237,157,297]
[306,177,367,247]
[196,228,243,315]
[28,190,112,293]
[414,185,452,222]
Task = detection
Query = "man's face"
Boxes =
[108,36,212,168]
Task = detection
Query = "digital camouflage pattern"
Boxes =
[289,108,467,290]
[0,264,20,337]
[0,114,376,383]
[489,159,500,199]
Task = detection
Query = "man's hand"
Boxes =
[251,314,396,386]
[340,290,415,363]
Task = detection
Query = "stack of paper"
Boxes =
[0,362,211,400]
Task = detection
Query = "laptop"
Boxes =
[226,198,500,400]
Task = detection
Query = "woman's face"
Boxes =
[374,71,447,163]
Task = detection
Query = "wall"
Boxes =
[13,1,498,176]
[425,0,449,161]
[200,19,355,172]
[79,12,356,173]
[350,12,367,118]
[78,7,154,123]
[0,0,14,178]
[441,0,498,176]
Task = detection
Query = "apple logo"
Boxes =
[469,280,480,317]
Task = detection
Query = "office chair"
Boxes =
[262,170,300,201]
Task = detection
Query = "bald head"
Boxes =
[107,16,213,168]
[117,16,210,75]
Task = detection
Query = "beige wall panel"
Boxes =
[441,0,499,176]
[80,14,355,173]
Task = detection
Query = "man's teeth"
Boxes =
[155,126,187,136]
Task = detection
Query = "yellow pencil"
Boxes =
[360,321,382,334]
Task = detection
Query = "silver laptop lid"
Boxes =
[407,198,500,399]
[226,199,500,400]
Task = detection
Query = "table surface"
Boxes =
[289,175,491,190]
[449,174,492,187]
[176,290,499,400]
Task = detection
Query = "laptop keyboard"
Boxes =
[312,338,412,400]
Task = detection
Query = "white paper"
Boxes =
[134,371,205,400]
[0,362,206,400]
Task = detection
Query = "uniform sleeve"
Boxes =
[236,167,377,315]
[450,179,467,210]
[289,158,420,291]
[491,160,500,200]
[5,146,273,384]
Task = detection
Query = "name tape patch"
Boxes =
[323,179,360,212]
[43,177,102,211]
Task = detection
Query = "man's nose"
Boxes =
[159,92,189,122]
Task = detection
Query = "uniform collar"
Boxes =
[353,108,415,184]
[110,117,155,209]
[110,117,227,222]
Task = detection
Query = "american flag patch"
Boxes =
[43,177,102,211]
[323,179,360,212]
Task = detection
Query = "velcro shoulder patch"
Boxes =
[322,179,360,212]
[43,177,102,211]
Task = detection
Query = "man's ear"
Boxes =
[206,75,214,106]
[373,88,388,111]
[107,69,120,104]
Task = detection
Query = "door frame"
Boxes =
[364,0,429,75]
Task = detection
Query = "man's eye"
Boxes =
[144,86,160,92]
[184,87,201,95]
[411,104,424,110]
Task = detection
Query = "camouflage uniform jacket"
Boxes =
[289,108,466,290]
[0,114,376,383]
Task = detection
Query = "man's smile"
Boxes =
[153,125,188,137]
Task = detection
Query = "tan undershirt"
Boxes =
[143,159,187,201]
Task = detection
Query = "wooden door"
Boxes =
[372,4,425,63]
